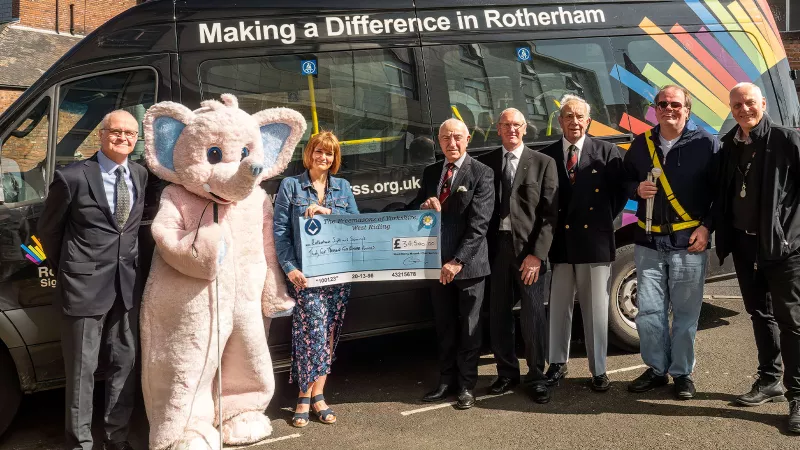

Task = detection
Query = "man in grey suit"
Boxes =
[39,110,147,450]
[410,118,494,410]
[540,95,627,392]
[480,108,559,404]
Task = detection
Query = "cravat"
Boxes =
[438,163,455,203]
[500,152,515,218]
[566,145,578,184]
[115,166,130,227]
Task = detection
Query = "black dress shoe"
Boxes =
[628,368,669,393]
[456,388,475,409]
[789,400,800,434]
[104,441,134,450]
[422,384,454,402]
[530,383,551,404]
[590,373,610,392]
[489,376,519,394]
[673,375,696,399]
[736,377,786,406]
[544,363,568,387]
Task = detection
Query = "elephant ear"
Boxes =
[143,102,194,183]
[251,107,308,180]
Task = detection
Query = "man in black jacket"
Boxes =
[623,85,719,400]
[38,110,147,450]
[715,82,800,434]
[540,95,627,392]
[480,108,558,404]
[410,118,494,410]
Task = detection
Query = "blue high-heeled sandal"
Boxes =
[311,394,336,424]
[292,396,311,428]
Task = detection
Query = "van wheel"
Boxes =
[0,344,22,437]
[609,244,640,352]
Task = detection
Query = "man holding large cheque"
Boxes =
[408,118,495,410]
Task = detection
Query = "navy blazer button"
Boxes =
[565,225,570,229]
[589,207,593,211]
[584,225,588,229]
[595,188,600,192]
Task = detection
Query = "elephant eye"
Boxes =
[241,147,250,161]
[207,147,223,164]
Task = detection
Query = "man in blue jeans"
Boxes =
[622,85,719,399]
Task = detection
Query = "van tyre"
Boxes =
[0,344,22,437]
[608,244,640,352]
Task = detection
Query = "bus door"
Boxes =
[0,54,173,385]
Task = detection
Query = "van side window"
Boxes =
[55,69,157,168]
[1,98,50,204]
[610,33,782,135]
[199,49,432,175]
[425,39,627,149]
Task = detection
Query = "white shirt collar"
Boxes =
[562,135,586,153]
[445,151,468,169]
[502,143,524,160]
[97,149,129,175]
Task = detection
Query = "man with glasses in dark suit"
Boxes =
[481,108,559,404]
[39,110,148,450]
[410,118,494,410]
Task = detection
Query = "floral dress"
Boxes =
[289,283,351,392]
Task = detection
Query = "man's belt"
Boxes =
[644,130,694,222]
[637,219,700,234]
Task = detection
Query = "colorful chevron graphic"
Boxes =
[21,235,47,265]
[588,0,786,141]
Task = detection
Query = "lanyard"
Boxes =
[736,147,757,199]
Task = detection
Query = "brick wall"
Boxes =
[0,88,23,112]
[14,0,137,35]
[782,32,800,93]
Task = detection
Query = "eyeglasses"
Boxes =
[103,128,138,139]
[498,122,525,130]
[656,101,684,110]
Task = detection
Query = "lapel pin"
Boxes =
[592,169,598,173]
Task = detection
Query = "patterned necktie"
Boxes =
[500,151,515,218]
[115,166,130,227]
[438,163,455,203]
[566,145,578,184]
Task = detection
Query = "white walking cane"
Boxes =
[213,202,224,450]
[645,167,662,235]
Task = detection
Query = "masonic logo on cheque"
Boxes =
[304,218,322,236]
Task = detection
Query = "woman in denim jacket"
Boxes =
[273,131,358,427]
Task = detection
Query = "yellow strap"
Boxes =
[637,219,701,233]
[643,130,693,222]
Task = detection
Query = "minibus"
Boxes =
[1,0,797,435]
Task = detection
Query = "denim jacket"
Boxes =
[273,171,359,274]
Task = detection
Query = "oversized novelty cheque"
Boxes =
[300,211,442,287]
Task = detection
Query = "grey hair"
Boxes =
[730,82,763,99]
[559,94,591,117]
[438,118,469,134]
[498,108,525,121]
[100,109,136,130]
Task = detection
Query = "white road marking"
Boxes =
[400,390,514,416]
[237,433,302,448]
[607,364,648,374]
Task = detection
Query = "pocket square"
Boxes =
[592,169,598,173]
[456,186,468,192]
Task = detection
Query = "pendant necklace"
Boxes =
[737,149,757,198]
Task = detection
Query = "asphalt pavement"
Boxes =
[2,280,798,449]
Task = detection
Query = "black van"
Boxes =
[1,0,798,435]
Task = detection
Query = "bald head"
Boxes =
[729,82,766,134]
[438,118,470,163]
[101,110,137,130]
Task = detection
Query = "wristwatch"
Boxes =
[453,257,465,265]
